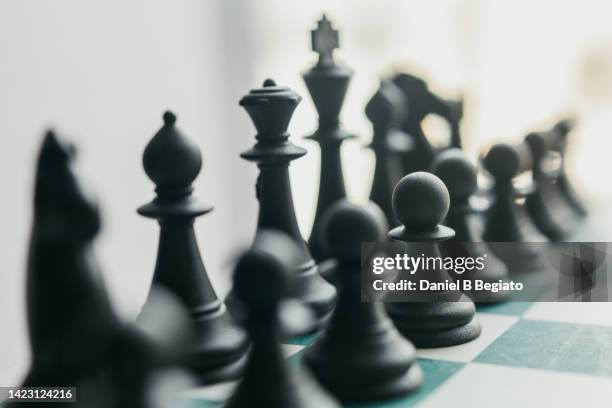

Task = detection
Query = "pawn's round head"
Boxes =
[233,230,301,309]
[322,200,388,262]
[483,143,522,180]
[392,172,450,231]
[431,148,477,200]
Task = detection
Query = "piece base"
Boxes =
[397,318,481,348]
[334,362,423,404]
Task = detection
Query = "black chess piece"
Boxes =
[482,142,549,274]
[431,149,511,303]
[107,287,194,408]
[303,15,355,264]
[236,79,336,330]
[304,201,423,403]
[392,73,462,174]
[551,119,587,216]
[446,96,464,149]
[385,172,481,347]
[138,112,248,384]
[225,231,340,408]
[524,131,571,241]
[367,80,412,227]
[18,131,120,394]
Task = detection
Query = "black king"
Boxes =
[303,15,355,263]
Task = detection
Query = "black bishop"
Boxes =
[138,111,249,384]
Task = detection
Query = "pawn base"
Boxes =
[387,299,480,348]
[397,318,481,348]
[305,321,423,403]
[338,363,423,404]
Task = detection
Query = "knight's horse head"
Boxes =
[33,131,100,244]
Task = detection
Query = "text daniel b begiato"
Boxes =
[369,254,524,294]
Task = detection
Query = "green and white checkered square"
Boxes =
[177,301,612,408]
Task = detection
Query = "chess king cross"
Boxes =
[312,15,339,67]
[304,15,355,265]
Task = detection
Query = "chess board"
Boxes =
[177,301,612,408]
[175,211,612,408]
[1,206,609,408]
[2,300,611,408]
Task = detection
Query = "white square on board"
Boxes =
[416,313,519,363]
[418,362,612,408]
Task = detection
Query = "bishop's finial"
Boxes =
[163,110,177,125]
[312,14,339,67]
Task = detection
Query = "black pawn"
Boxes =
[386,172,481,348]
[236,79,336,330]
[303,15,355,263]
[552,119,587,216]
[19,132,120,392]
[304,201,423,403]
[138,112,248,384]
[225,231,340,408]
[107,287,194,408]
[482,143,548,273]
[431,149,511,303]
[524,132,571,241]
[367,80,412,227]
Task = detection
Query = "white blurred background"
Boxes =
[2,0,612,380]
